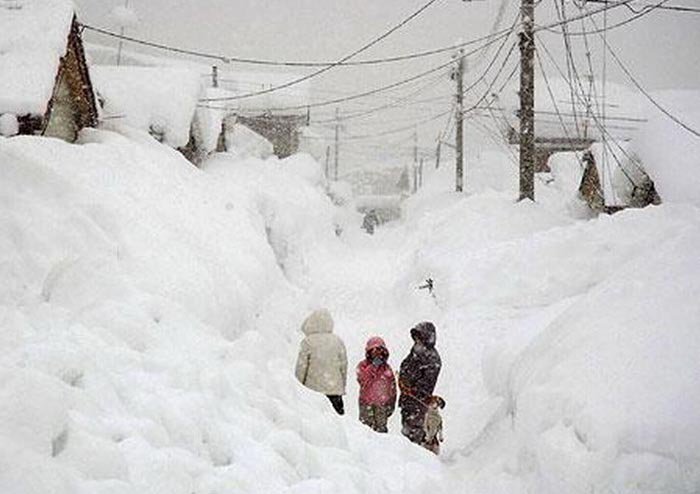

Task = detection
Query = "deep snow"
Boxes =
[1,123,699,493]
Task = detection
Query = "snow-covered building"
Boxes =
[200,68,311,158]
[90,65,203,162]
[548,143,660,214]
[86,43,312,159]
[0,0,98,141]
[577,145,660,214]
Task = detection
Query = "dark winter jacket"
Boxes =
[398,322,441,410]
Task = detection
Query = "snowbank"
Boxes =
[504,217,700,493]
[392,159,700,493]
[0,0,74,116]
[0,130,447,493]
[91,66,202,148]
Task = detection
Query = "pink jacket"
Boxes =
[356,337,397,407]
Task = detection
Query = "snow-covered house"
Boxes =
[90,65,203,162]
[205,69,310,158]
[577,144,660,214]
[0,0,98,141]
[548,142,660,214]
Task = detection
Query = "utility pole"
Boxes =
[419,157,424,188]
[435,133,442,169]
[116,0,129,66]
[324,145,331,179]
[413,128,418,165]
[519,0,536,201]
[211,65,219,88]
[454,49,465,192]
[334,107,340,181]
[413,129,419,193]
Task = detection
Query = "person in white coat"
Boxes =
[295,309,348,415]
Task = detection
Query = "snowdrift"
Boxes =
[0,131,443,494]
[395,159,700,493]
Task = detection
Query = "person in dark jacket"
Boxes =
[398,321,442,445]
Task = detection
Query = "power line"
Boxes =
[586,12,700,138]
[201,0,638,104]
[342,109,453,140]
[589,0,700,14]
[312,71,449,124]
[198,31,515,113]
[199,0,445,102]
[540,0,672,35]
[535,33,645,187]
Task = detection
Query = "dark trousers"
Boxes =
[400,403,426,444]
[326,395,345,415]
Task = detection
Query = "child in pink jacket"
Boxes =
[356,337,397,433]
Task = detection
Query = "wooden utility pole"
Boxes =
[435,133,442,169]
[454,49,465,192]
[324,145,331,179]
[334,107,340,181]
[419,157,424,188]
[116,0,129,66]
[519,0,535,201]
[212,65,219,88]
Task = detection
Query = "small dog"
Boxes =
[423,395,445,455]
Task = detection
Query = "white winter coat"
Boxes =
[294,309,348,396]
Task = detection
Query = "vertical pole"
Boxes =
[212,65,219,88]
[519,0,535,201]
[435,134,442,169]
[455,49,465,192]
[334,107,340,181]
[324,145,331,179]
[413,129,418,167]
[116,0,129,66]
[413,164,418,193]
[419,157,424,188]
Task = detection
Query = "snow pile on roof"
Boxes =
[91,65,202,148]
[0,0,74,116]
[632,90,700,207]
[86,44,310,116]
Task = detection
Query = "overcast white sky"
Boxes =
[76,0,700,166]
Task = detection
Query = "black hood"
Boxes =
[410,321,436,348]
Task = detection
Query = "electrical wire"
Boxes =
[200,0,445,102]
[540,0,672,35]
[535,34,644,188]
[586,12,700,138]
[198,31,515,112]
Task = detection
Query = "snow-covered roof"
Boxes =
[86,44,310,115]
[91,65,202,148]
[0,0,75,116]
